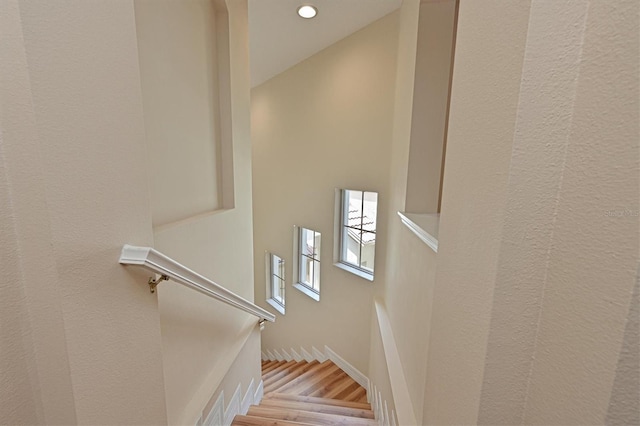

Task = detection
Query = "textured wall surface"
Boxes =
[1,0,168,423]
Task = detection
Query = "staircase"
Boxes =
[232,359,376,425]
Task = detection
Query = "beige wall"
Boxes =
[135,0,260,424]
[251,12,399,373]
[416,0,638,424]
[404,0,457,214]
[479,1,639,424]
[0,0,167,423]
[135,0,222,227]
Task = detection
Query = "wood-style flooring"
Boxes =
[231,359,374,426]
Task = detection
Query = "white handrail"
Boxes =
[119,244,275,323]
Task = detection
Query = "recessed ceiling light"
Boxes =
[297,5,317,19]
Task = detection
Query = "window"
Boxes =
[335,189,378,280]
[293,227,321,301]
[265,253,285,315]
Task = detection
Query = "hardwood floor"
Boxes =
[231,360,374,425]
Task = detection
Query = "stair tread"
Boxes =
[232,414,315,426]
[264,361,312,388]
[259,398,374,419]
[263,361,287,375]
[247,406,377,426]
[286,365,344,396]
[263,360,297,379]
[265,393,371,411]
[265,361,330,394]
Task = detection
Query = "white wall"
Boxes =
[251,11,399,374]
[135,0,261,424]
[0,0,167,423]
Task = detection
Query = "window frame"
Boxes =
[265,252,285,315]
[293,226,321,301]
[334,189,377,281]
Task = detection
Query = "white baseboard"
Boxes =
[300,347,314,363]
[261,351,268,361]
[266,349,275,361]
[312,346,327,362]
[324,345,369,391]
[202,392,224,426]
[272,349,284,361]
[290,348,303,362]
[241,379,255,415]
[280,348,292,361]
[223,384,242,426]
[254,380,264,405]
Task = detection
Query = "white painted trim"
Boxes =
[223,384,242,426]
[241,379,254,415]
[312,346,327,363]
[397,212,439,253]
[374,301,418,425]
[383,401,390,426]
[261,351,268,361]
[290,348,303,362]
[280,348,292,361]
[254,380,264,406]
[265,349,275,361]
[266,298,285,315]
[293,282,320,301]
[390,410,397,426]
[203,392,224,426]
[301,347,314,363]
[272,349,283,361]
[324,346,369,390]
[334,261,374,281]
[119,245,275,322]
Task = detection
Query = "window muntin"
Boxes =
[340,190,378,274]
[298,227,321,293]
[270,254,285,307]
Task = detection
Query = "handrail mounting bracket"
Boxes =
[148,274,169,293]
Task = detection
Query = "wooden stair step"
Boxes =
[265,361,332,394]
[343,386,367,403]
[274,362,339,394]
[263,360,297,380]
[232,414,314,426]
[263,361,313,388]
[318,375,360,401]
[307,371,355,399]
[247,406,377,426]
[258,398,375,419]
[265,393,371,411]
[262,360,287,375]
[299,369,348,397]
[329,381,362,401]
[264,361,320,393]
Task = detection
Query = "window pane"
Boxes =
[312,260,320,291]
[342,227,361,267]
[301,228,316,258]
[300,254,313,286]
[361,231,375,272]
[345,190,363,228]
[362,191,378,232]
[271,254,284,280]
[313,231,321,260]
[272,276,285,304]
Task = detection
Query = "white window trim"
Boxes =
[292,225,321,301]
[264,252,285,315]
[333,188,376,281]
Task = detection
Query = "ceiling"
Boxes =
[248,0,402,88]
